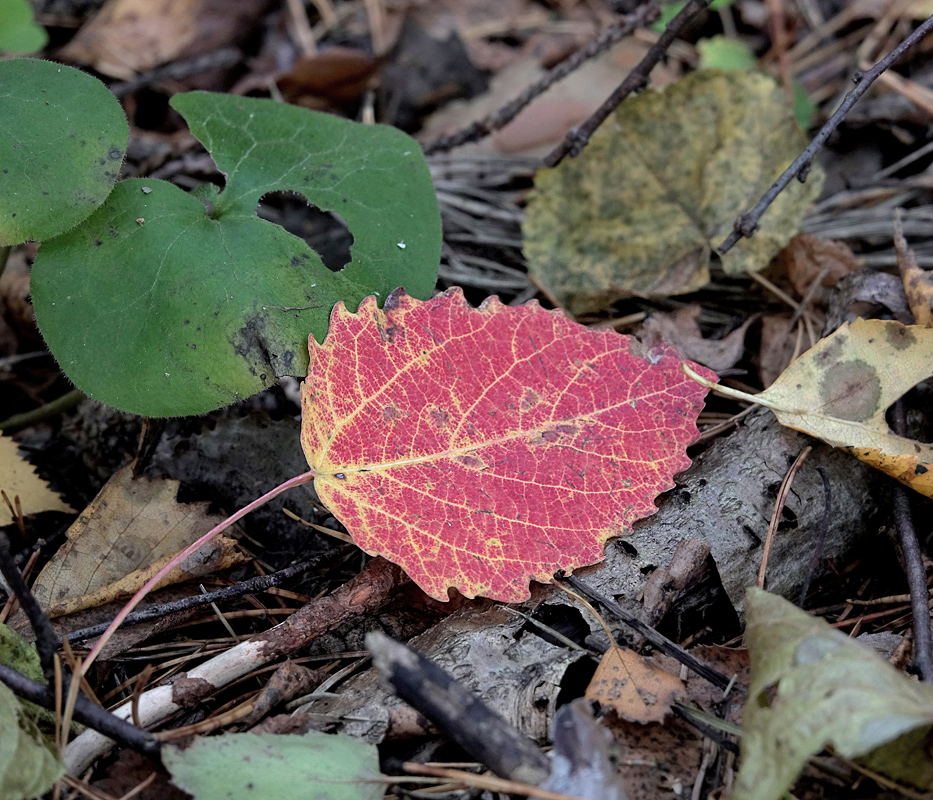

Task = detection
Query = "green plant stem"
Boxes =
[0,388,86,432]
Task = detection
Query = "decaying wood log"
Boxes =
[297,409,889,743]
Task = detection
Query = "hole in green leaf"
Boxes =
[256,190,354,273]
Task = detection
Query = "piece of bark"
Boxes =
[367,631,550,786]
[639,539,711,631]
[299,410,888,743]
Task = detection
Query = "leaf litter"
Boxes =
[6,3,933,800]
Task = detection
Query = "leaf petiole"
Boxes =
[81,469,317,674]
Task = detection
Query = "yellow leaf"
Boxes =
[585,645,684,723]
[685,319,933,497]
[0,434,74,526]
[30,465,246,616]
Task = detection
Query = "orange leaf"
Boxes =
[586,646,685,723]
[301,288,715,602]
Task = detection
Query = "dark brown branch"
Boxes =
[422,4,659,156]
[544,0,713,167]
[0,663,161,761]
[718,12,933,254]
[110,48,242,97]
[0,533,58,684]
[366,631,551,786]
[65,543,356,643]
[560,574,731,689]
[891,400,933,683]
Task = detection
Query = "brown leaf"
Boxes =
[0,435,74,526]
[895,212,933,327]
[758,312,796,388]
[777,234,860,301]
[60,0,272,78]
[585,646,684,723]
[30,465,246,616]
[638,305,755,372]
[277,48,381,108]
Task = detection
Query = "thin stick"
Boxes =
[758,446,812,589]
[65,543,354,643]
[561,574,731,689]
[544,0,713,167]
[0,533,59,683]
[891,401,933,682]
[0,663,161,760]
[402,762,585,800]
[81,470,316,674]
[718,12,933,254]
[423,4,658,155]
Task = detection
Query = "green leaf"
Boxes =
[31,92,441,417]
[733,588,933,800]
[696,36,756,71]
[522,70,823,313]
[0,682,64,800]
[0,59,127,246]
[0,0,47,53]
[793,80,817,129]
[163,731,384,800]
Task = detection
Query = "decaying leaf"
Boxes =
[301,288,715,602]
[895,212,933,327]
[523,70,823,313]
[585,646,684,723]
[734,588,933,800]
[0,681,64,800]
[686,318,933,497]
[776,234,860,301]
[30,465,246,617]
[637,305,754,372]
[0,435,74,527]
[163,731,383,800]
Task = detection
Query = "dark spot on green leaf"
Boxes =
[108,146,122,160]
[94,240,102,246]
[818,359,881,422]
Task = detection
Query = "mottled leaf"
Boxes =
[686,318,933,497]
[585,646,685,723]
[734,588,933,800]
[31,91,440,416]
[523,70,822,313]
[0,682,64,800]
[163,731,382,800]
[0,58,127,246]
[301,288,714,602]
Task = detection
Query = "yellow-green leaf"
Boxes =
[685,318,933,497]
[523,70,822,313]
[734,589,933,800]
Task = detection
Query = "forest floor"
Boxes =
[3,0,933,798]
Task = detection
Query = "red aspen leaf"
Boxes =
[300,288,715,602]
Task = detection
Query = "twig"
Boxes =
[367,632,550,785]
[560,575,731,690]
[758,446,812,589]
[891,400,933,683]
[0,389,86,432]
[109,48,242,97]
[64,543,355,643]
[718,12,933,254]
[544,0,713,167]
[0,663,161,761]
[0,533,58,684]
[422,4,659,155]
[66,558,406,775]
